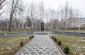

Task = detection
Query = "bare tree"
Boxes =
[9,0,24,32]
[39,2,44,20]
[58,1,81,30]
[0,0,7,16]
[25,16,32,27]
[30,2,35,32]
[52,19,59,30]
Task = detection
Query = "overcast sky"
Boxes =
[24,0,85,17]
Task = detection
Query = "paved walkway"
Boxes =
[15,35,64,55]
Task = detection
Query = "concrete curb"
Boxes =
[49,36,66,55]
[15,35,36,55]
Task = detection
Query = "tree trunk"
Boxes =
[9,12,13,32]
[9,0,14,32]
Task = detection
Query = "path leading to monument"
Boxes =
[15,35,64,55]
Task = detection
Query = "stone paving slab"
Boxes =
[15,35,63,55]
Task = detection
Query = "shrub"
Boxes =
[30,37,32,39]
[20,42,23,46]
[54,38,57,42]
[31,35,34,38]
[52,37,54,39]
[58,41,61,45]
[64,47,69,54]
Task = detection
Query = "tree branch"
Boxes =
[0,11,5,16]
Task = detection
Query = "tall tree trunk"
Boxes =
[9,0,14,32]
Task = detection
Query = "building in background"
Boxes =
[67,18,85,29]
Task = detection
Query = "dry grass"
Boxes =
[55,29,85,33]
[53,35,85,55]
[0,36,30,55]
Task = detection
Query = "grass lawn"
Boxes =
[0,30,31,34]
[0,36,30,55]
[0,31,18,35]
[55,29,85,33]
[53,35,85,55]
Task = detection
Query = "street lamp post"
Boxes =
[31,17,33,35]
[25,20,27,28]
